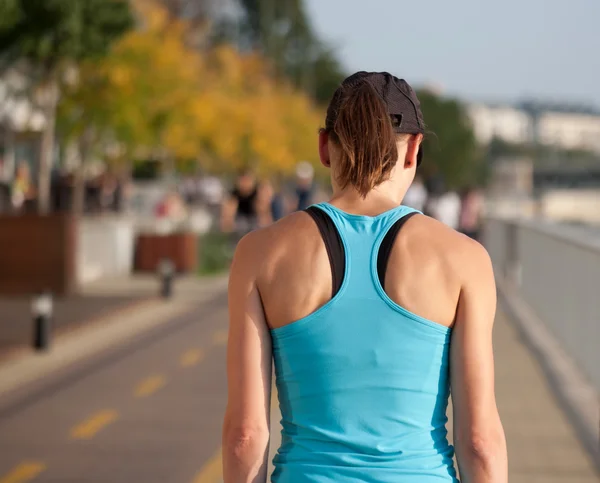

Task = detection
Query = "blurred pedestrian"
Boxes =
[220,167,259,235]
[459,186,484,240]
[294,161,315,211]
[224,72,506,483]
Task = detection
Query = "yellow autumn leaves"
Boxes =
[61,1,323,176]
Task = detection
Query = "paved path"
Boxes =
[0,295,597,482]
[492,310,598,482]
[0,292,229,483]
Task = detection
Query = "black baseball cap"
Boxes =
[325,71,425,166]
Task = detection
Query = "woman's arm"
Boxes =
[223,233,272,483]
[451,242,508,483]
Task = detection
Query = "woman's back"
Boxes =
[254,201,471,482]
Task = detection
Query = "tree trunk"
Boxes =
[37,80,59,215]
[72,128,93,216]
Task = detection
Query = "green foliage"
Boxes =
[198,232,233,275]
[417,89,483,189]
[232,0,345,104]
[0,0,134,71]
[0,0,20,32]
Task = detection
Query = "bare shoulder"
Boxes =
[406,214,493,279]
[233,211,317,272]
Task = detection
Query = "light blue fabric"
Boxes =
[271,202,459,483]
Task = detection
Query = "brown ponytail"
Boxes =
[327,81,399,197]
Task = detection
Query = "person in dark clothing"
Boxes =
[221,168,259,235]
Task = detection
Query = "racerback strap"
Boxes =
[377,212,419,289]
[306,206,419,297]
[305,206,345,297]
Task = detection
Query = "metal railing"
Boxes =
[485,217,600,393]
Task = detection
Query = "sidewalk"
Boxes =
[493,309,599,482]
[0,274,228,398]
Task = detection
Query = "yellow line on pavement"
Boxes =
[70,409,118,440]
[192,448,222,483]
[180,349,205,367]
[0,462,45,483]
[212,330,228,346]
[134,374,166,398]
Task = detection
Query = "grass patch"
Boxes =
[198,231,234,276]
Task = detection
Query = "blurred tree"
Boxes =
[0,0,133,213]
[193,45,321,175]
[417,89,484,190]
[149,0,215,49]
[58,2,323,188]
[59,3,200,187]
[224,0,345,104]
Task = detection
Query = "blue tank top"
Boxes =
[271,203,458,483]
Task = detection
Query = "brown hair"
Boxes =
[324,81,404,197]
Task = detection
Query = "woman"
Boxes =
[223,72,507,482]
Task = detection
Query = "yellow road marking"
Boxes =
[212,330,228,346]
[0,462,45,483]
[134,374,166,398]
[192,448,222,483]
[180,349,205,367]
[70,409,118,440]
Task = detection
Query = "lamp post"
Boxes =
[32,291,53,351]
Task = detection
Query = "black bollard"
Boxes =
[32,292,53,351]
[158,258,175,299]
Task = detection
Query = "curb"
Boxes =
[497,277,600,471]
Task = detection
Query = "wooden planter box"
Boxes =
[0,214,77,295]
[134,232,198,273]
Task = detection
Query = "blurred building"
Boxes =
[468,101,600,153]
[468,104,531,145]
[488,157,534,197]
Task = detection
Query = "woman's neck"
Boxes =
[329,185,408,216]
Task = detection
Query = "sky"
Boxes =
[304,0,600,107]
